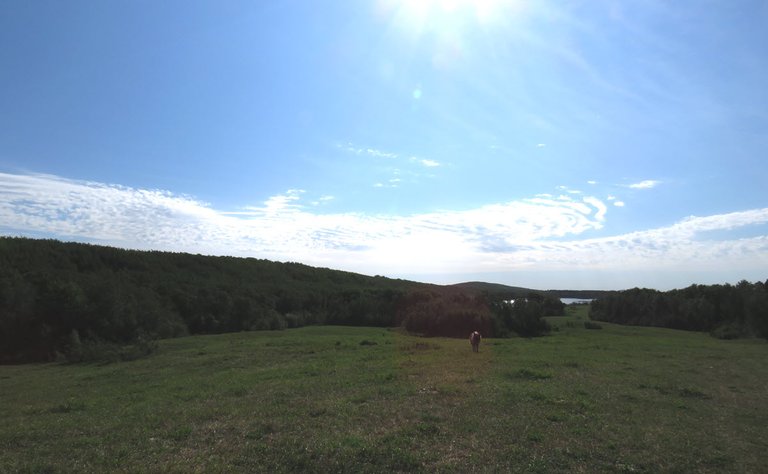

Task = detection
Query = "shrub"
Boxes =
[64,333,159,363]
[584,321,603,330]
[710,322,747,340]
[77,339,122,363]
[62,329,84,362]
[119,335,159,361]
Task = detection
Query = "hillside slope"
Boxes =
[2,316,767,472]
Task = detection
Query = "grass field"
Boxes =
[2,306,767,473]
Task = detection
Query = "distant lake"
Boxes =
[560,298,594,305]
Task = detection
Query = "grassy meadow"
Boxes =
[2,306,767,473]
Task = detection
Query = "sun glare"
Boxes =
[381,0,524,30]
[376,0,528,75]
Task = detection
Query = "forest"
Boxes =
[589,281,768,339]
[0,237,560,363]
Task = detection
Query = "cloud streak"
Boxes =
[628,179,661,189]
[417,158,440,167]
[1,172,766,286]
[339,142,398,159]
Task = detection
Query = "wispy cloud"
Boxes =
[417,158,440,167]
[339,142,398,159]
[341,143,441,188]
[373,177,402,189]
[366,148,398,159]
[628,179,661,189]
[1,172,766,284]
[252,189,305,215]
[311,195,335,206]
[557,185,582,195]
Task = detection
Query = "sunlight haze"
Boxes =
[1,0,767,290]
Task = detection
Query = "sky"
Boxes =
[1,0,767,290]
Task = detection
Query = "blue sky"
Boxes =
[1,0,767,290]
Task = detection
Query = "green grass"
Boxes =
[2,306,767,472]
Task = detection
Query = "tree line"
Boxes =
[589,281,768,339]
[0,237,558,363]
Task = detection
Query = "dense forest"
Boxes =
[0,237,561,363]
[590,282,768,339]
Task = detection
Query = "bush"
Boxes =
[119,335,160,361]
[77,339,123,363]
[710,322,747,340]
[584,321,603,330]
[63,329,83,362]
[64,333,159,363]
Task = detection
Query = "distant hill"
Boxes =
[448,282,614,300]
[446,281,534,297]
[544,289,616,299]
